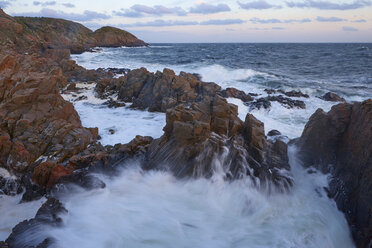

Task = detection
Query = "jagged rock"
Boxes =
[103,98,126,108]
[32,161,73,189]
[249,95,306,109]
[320,92,346,102]
[296,99,372,247]
[96,68,222,112]
[66,82,76,91]
[278,89,309,98]
[0,54,97,186]
[5,198,67,248]
[220,87,253,102]
[264,88,309,98]
[144,96,293,189]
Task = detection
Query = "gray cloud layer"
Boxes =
[13,8,110,21]
[33,1,56,7]
[62,3,75,8]
[126,18,244,27]
[189,3,231,14]
[250,17,311,23]
[286,0,372,10]
[342,26,358,31]
[238,0,281,9]
[114,4,187,18]
[316,16,347,22]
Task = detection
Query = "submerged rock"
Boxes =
[144,96,293,190]
[296,99,372,247]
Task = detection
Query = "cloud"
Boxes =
[238,0,281,9]
[200,19,245,25]
[316,16,347,22]
[342,26,358,31]
[272,27,285,30]
[33,1,56,7]
[62,3,75,8]
[0,0,11,8]
[189,3,231,14]
[352,19,366,22]
[127,19,198,27]
[250,17,311,24]
[286,0,372,10]
[13,8,111,21]
[114,4,187,18]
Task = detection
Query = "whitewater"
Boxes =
[3,43,371,247]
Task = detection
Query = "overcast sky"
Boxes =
[1,0,372,42]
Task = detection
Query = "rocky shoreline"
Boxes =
[0,8,371,248]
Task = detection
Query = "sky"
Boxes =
[1,0,372,42]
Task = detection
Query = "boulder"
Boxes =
[296,99,372,247]
[249,95,306,110]
[320,92,346,102]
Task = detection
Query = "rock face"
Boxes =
[0,9,146,54]
[144,95,292,189]
[0,54,97,175]
[296,99,372,247]
[96,68,222,112]
[220,87,253,102]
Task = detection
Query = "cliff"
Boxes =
[0,9,147,54]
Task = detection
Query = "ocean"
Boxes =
[2,43,371,247]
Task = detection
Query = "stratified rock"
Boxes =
[144,96,293,190]
[96,68,222,112]
[5,198,67,248]
[296,99,372,247]
[0,54,97,181]
[220,87,253,102]
[320,92,346,102]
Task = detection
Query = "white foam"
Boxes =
[44,147,354,248]
[61,84,165,145]
[0,195,45,240]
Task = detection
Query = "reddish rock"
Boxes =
[320,92,346,102]
[0,54,97,174]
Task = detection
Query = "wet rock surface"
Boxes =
[296,99,372,247]
[5,198,67,248]
[220,87,253,102]
[144,95,293,189]
[248,95,306,110]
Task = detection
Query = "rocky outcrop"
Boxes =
[296,99,372,247]
[319,92,346,102]
[0,9,146,54]
[220,87,253,102]
[96,68,222,112]
[144,95,293,190]
[264,88,309,98]
[0,54,97,177]
[249,95,306,110]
